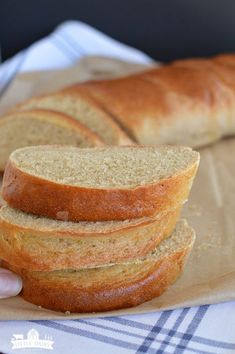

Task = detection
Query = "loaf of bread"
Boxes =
[2,145,200,221]
[3,219,195,313]
[11,53,235,149]
[0,54,232,171]
[0,109,104,171]
[78,54,235,147]
[0,204,181,271]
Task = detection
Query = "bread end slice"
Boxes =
[0,109,104,172]
[16,92,134,146]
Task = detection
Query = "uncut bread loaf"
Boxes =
[3,219,195,313]
[2,145,200,221]
[15,91,133,145]
[0,205,181,271]
[0,109,104,172]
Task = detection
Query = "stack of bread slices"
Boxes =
[0,145,199,313]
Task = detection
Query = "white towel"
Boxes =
[0,20,154,94]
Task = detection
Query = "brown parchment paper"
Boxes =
[0,57,234,320]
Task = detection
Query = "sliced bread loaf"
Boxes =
[0,109,104,171]
[0,204,181,271]
[2,145,200,221]
[16,91,133,145]
[75,58,235,147]
[3,219,195,313]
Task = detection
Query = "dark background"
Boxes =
[1,0,235,62]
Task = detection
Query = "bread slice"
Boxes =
[16,91,133,145]
[0,109,104,172]
[0,204,181,271]
[2,145,200,221]
[3,219,195,313]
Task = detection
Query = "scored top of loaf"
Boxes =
[9,145,199,189]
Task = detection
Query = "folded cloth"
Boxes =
[0,303,235,354]
[0,20,154,94]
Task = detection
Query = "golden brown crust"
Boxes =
[65,84,139,142]
[5,53,235,149]
[2,157,199,221]
[213,53,235,67]
[0,207,180,271]
[76,55,235,147]
[3,247,189,313]
[172,56,235,95]
[79,77,169,143]
[61,87,135,144]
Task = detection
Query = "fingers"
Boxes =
[0,268,22,299]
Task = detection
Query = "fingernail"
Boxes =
[0,269,22,298]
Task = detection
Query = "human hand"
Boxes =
[0,195,22,298]
[0,268,22,299]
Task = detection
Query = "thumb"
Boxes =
[0,268,22,299]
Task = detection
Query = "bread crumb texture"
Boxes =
[11,145,199,189]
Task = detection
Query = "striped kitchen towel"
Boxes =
[0,302,235,353]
